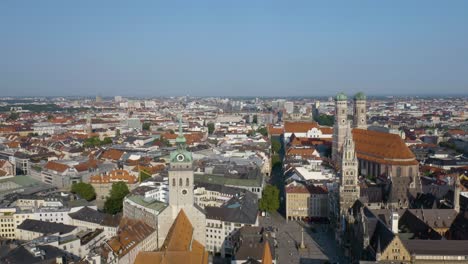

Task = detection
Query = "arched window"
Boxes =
[396,167,402,177]
[186,178,189,186]
[179,178,183,186]
[172,178,176,186]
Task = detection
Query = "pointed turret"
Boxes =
[261,240,273,264]
[175,113,187,149]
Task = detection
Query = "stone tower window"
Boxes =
[172,178,176,186]
[179,178,183,186]
[186,178,189,186]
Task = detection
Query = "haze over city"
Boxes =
[1,2,468,264]
[1,0,468,97]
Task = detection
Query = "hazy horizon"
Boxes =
[1,1,468,97]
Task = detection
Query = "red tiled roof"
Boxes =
[44,161,69,173]
[284,121,333,134]
[101,149,124,161]
[90,169,137,184]
[286,148,319,159]
[268,125,284,136]
[352,128,418,166]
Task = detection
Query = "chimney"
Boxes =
[391,212,399,234]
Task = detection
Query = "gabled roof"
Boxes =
[100,149,125,161]
[261,241,273,264]
[284,121,332,134]
[44,161,70,173]
[352,128,418,165]
[134,210,208,264]
[107,218,155,257]
[17,219,76,235]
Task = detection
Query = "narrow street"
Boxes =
[262,137,347,263]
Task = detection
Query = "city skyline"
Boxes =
[1,0,468,97]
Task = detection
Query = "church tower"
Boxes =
[156,114,206,247]
[332,93,348,162]
[353,92,367,129]
[168,114,194,212]
[339,122,360,214]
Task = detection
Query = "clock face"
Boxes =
[181,189,188,195]
[176,154,185,162]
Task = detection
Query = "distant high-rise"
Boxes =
[114,95,122,103]
[95,95,102,103]
[284,101,294,114]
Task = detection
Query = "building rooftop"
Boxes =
[17,219,76,235]
[195,173,262,188]
[352,128,418,166]
[125,194,168,212]
[205,191,258,224]
[134,210,209,264]
[68,206,120,227]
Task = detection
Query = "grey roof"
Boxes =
[0,245,74,264]
[403,239,468,256]
[68,206,120,227]
[232,226,275,262]
[205,191,258,224]
[17,219,76,235]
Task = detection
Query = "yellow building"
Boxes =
[0,208,17,239]
[285,180,328,221]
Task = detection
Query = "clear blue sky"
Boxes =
[1,1,467,97]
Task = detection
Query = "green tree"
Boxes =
[139,170,152,182]
[115,129,121,137]
[259,185,280,213]
[252,115,258,124]
[71,182,96,201]
[7,112,20,121]
[47,114,54,121]
[271,154,281,169]
[314,114,334,126]
[102,137,113,145]
[271,140,281,154]
[257,127,268,137]
[153,136,171,147]
[142,122,151,131]
[104,182,130,214]
[207,123,215,134]
[83,137,112,148]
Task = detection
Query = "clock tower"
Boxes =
[156,114,206,247]
[168,114,194,211]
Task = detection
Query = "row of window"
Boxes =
[172,178,190,187]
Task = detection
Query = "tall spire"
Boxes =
[175,114,186,148]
